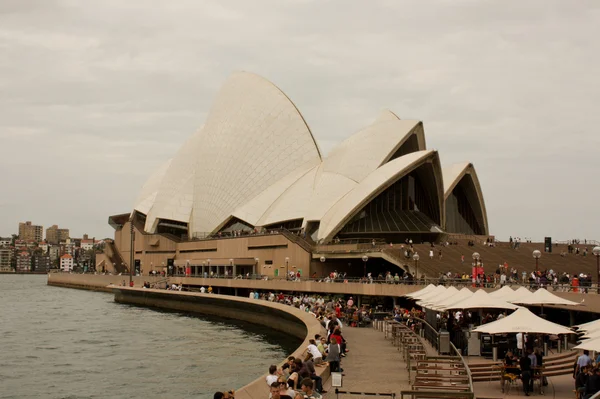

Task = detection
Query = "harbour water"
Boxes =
[0,275,298,399]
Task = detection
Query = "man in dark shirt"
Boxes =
[585,368,600,399]
[577,366,590,398]
[520,352,532,396]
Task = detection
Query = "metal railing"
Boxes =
[449,341,474,393]
[411,316,474,396]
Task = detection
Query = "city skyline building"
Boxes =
[46,225,70,245]
[18,221,43,242]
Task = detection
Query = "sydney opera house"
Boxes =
[105,72,488,278]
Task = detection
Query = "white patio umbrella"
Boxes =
[513,287,581,315]
[445,289,520,310]
[418,286,459,308]
[405,284,436,299]
[513,288,581,306]
[472,307,574,335]
[488,285,515,300]
[574,337,600,351]
[507,286,535,303]
[413,285,447,302]
[431,287,473,311]
[574,320,600,332]
[574,319,600,332]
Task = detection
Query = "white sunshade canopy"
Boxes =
[431,288,474,311]
[574,320,600,332]
[513,288,581,306]
[473,307,574,335]
[489,285,516,299]
[405,284,436,299]
[507,286,535,303]
[445,289,520,310]
[418,286,459,308]
[575,337,600,352]
[414,285,448,303]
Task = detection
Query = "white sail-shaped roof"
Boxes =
[134,159,171,215]
[443,162,489,235]
[322,119,424,183]
[127,72,489,246]
[318,150,443,241]
[188,72,322,234]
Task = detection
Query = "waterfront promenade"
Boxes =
[323,327,411,396]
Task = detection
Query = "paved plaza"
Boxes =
[321,325,576,399]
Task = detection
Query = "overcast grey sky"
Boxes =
[0,0,598,241]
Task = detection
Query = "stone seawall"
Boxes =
[47,273,160,292]
[48,273,329,399]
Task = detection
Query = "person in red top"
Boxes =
[129,280,134,287]
[335,304,342,318]
[330,326,347,356]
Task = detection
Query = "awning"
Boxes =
[445,289,519,310]
[405,284,436,299]
[513,288,581,306]
[473,307,574,335]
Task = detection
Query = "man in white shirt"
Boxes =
[249,290,254,299]
[200,286,206,293]
[265,365,279,386]
[577,350,593,370]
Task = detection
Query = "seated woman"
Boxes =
[501,351,520,393]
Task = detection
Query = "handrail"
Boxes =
[410,317,473,395]
[50,271,600,293]
[449,341,474,393]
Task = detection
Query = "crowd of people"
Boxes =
[212,293,372,398]
[574,350,600,399]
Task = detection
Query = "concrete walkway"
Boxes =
[322,326,414,397]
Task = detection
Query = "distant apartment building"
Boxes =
[81,234,96,251]
[18,221,43,242]
[49,246,60,261]
[0,248,13,272]
[38,241,49,253]
[60,254,74,272]
[0,237,11,247]
[16,251,32,272]
[46,225,69,244]
[33,253,50,272]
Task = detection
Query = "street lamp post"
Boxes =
[207,259,211,277]
[285,257,290,279]
[413,253,420,281]
[362,255,368,278]
[129,217,135,285]
[255,257,259,278]
[533,250,541,272]
[186,259,190,277]
[229,258,233,278]
[593,246,600,294]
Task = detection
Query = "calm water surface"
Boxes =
[0,275,299,399]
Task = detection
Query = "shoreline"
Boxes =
[48,273,330,399]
